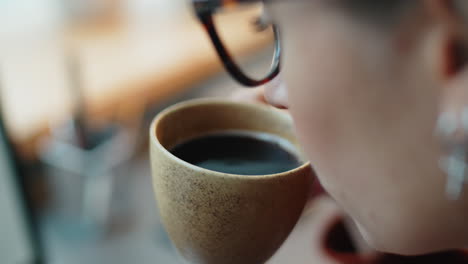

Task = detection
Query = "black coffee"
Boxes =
[170,132,301,175]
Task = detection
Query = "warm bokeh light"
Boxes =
[0,1,273,263]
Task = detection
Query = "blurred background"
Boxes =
[0,0,274,263]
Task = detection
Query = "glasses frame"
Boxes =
[193,0,281,87]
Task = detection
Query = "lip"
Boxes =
[269,101,288,110]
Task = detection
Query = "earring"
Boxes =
[437,109,468,200]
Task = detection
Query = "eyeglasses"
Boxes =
[193,0,281,87]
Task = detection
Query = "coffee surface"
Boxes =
[170,132,301,175]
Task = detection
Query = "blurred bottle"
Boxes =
[0,103,44,264]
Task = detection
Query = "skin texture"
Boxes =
[234,0,468,256]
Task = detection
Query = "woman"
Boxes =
[199,0,468,262]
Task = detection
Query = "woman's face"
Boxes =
[265,1,468,255]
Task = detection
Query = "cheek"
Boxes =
[281,23,468,254]
[282,24,367,189]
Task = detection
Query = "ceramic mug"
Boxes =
[150,99,313,264]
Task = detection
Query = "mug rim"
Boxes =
[150,98,311,179]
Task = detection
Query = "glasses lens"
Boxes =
[212,2,276,81]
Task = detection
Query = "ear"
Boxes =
[426,0,468,116]
[428,0,468,80]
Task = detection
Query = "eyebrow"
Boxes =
[193,0,298,16]
[193,0,263,14]
[192,0,261,3]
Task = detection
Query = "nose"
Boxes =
[264,75,289,109]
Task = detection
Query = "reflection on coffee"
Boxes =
[170,131,301,175]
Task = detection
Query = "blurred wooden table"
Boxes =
[0,7,271,158]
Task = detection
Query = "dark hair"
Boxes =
[339,0,418,26]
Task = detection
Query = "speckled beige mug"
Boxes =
[150,99,312,264]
